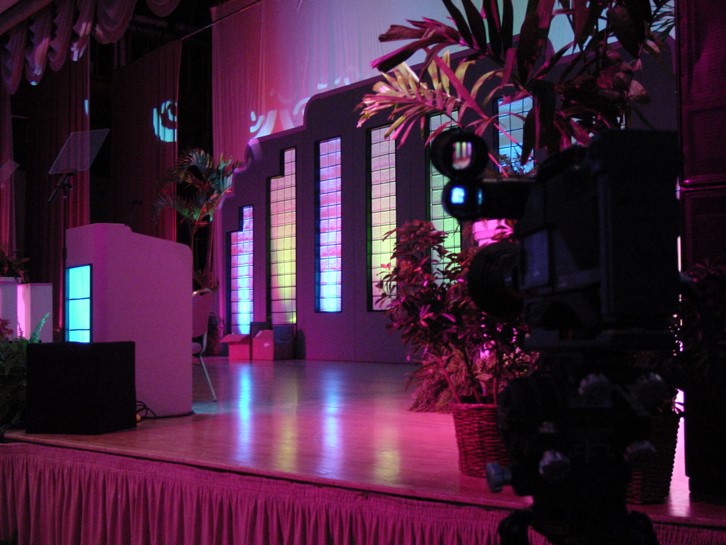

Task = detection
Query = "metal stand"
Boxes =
[47,129,109,338]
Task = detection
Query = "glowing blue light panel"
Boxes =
[497,96,535,173]
[66,264,91,342]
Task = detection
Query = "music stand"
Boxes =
[47,129,109,338]
[48,129,109,202]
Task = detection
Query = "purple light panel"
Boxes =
[317,137,342,313]
[230,206,254,334]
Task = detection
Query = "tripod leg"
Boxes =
[624,511,659,545]
[498,509,533,545]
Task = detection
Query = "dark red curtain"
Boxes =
[15,55,90,339]
[0,84,15,255]
[110,41,181,241]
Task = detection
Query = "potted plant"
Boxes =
[155,149,241,354]
[0,313,48,430]
[0,249,28,283]
[377,219,534,475]
[658,259,726,499]
[361,0,675,480]
[155,148,241,291]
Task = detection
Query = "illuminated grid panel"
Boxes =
[428,114,460,255]
[369,126,397,310]
[317,137,342,313]
[497,96,535,172]
[66,264,91,342]
[269,148,297,325]
[230,206,254,334]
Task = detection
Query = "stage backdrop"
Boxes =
[209,0,582,160]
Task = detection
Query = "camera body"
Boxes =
[439,129,681,352]
[434,129,681,544]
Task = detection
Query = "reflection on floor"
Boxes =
[7,357,726,530]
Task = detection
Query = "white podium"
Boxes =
[66,223,192,417]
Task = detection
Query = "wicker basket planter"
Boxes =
[451,403,509,477]
[626,411,681,504]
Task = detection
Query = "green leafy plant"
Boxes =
[0,534,18,545]
[662,259,726,395]
[632,258,726,416]
[155,148,240,290]
[378,220,534,411]
[358,0,674,164]
[0,249,29,283]
[0,313,48,428]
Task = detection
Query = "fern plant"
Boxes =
[0,313,48,428]
[155,148,240,289]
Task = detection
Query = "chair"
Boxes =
[192,288,217,401]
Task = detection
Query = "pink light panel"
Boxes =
[317,137,342,313]
[230,206,254,334]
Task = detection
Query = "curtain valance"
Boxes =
[1,0,180,93]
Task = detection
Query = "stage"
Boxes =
[1,358,725,544]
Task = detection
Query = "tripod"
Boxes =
[487,350,663,545]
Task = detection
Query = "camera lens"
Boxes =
[429,128,489,180]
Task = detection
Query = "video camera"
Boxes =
[432,128,682,545]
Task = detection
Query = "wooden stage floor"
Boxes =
[5,357,726,541]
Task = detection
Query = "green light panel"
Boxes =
[269,148,297,325]
[230,206,254,334]
[497,96,534,172]
[317,137,342,313]
[369,126,397,310]
[65,264,91,342]
[428,114,460,255]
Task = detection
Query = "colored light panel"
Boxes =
[497,96,535,173]
[65,264,91,343]
[369,126,397,310]
[317,137,342,313]
[270,148,297,325]
[230,206,254,334]
[428,114,460,255]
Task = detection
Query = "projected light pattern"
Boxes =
[66,264,91,342]
[152,99,178,143]
[369,126,397,310]
[317,137,342,313]
[497,96,534,172]
[230,206,254,334]
[428,114,460,255]
[270,148,297,325]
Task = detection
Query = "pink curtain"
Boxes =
[209,0,456,160]
[1,443,720,545]
[0,443,512,545]
[110,41,181,241]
